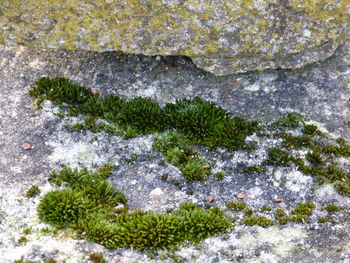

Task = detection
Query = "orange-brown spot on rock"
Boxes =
[236,193,245,199]
[22,143,31,150]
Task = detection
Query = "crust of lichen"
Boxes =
[1,0,349,60]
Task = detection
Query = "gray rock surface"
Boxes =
[0,41,350,262]
[1,0,350,75]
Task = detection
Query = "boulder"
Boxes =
[1,0,349,75]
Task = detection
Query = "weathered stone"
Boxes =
[1,0,349,75]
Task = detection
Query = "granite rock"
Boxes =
[1,0,349,75]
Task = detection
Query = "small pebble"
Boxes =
[22,143,31,150]
[236,193,245,199]
[207,197,214,202]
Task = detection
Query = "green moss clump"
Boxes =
[29,77,258,150]
[17,236,28,245]
[214,171,225,181]
[318,217,327,223]
[291,202,316,217]
[25,185,41,198]
[28,77,94,108]
[181,163,211,183]
[38,188,87,228]
[243,165,264,173]
[322,204,341,213]
[39,165,126,228]
[278,133,313,149]
[272,112,304,128]
[226,201,246,211]
[153,131,211,183]
[241,216,274,228]
[305,150,324,165]
[303,124,320,136]
[274,208,286,218]
[260,206,272,212]
[243,208,254,217]
[264,147,295,167]
[38,166,231,251]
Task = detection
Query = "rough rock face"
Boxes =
[1,0,349,75]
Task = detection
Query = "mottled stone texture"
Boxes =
[0,0,349,75]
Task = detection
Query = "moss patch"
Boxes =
[29,77,350,194]
[38,166,232,251]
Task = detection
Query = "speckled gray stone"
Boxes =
[0,41,349,262]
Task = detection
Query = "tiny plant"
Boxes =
[25,185,41,198]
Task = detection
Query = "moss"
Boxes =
[322,204,341,213]
[303,124,320,136]
[30,77,258,151]
[153,131,211,183]
[305,150,324,165]
[214,171,225,181]
[17,236,28,245]
[243,165,264,174]
[272,112,304,128]
[278,133,313,149]
[25,185,41,198]
[260,206,272,212]
[291,202,316,217]
[274,208,286,218]
[38,166,231,251]
[264,147,295,167]
[318,217,327,223]
[181,162,211,183]
[226,201,246,211]
[243,208,254,217]
[122,153,139,164]
[22,227,32,235]
[241,216,274,228]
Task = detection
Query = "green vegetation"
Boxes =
[272,112,304,128]
[274,208,286,218]
[25,185,41,198]
[29,77,350,194]
[322,204,341,213]
[38,166,232,251]
[318,217,327,223]
[243,165,264,174]
[226,201,246,211]
[291,202,316,217]
[264,147,295,167]
[274,202,316,224]
[241,216,274,228]
[29,77,258,149]
[214,171,226,181]
[152,131,211,183]
[264,113,350,197]
[17,236,28,245]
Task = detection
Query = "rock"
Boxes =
[22,143,31,150]
[236,193,246,199]
[1,1,349,75]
